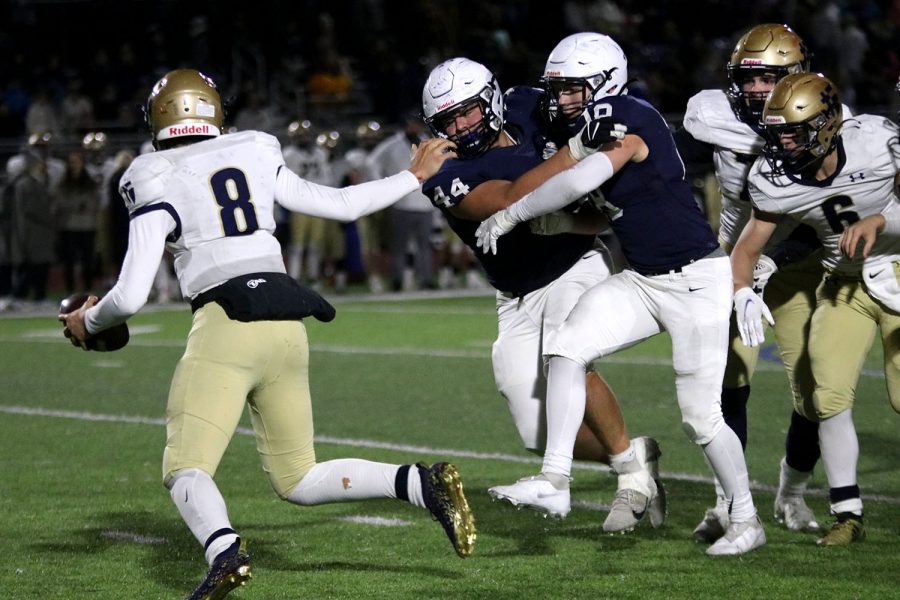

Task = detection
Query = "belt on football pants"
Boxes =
[636,247,726,277]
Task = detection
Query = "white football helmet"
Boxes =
[422,57,504,158]
[541,33,629,133]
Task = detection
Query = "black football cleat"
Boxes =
[185,539,252,600]
[418,462,476,558]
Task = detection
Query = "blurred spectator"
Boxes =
[24,90,58,138]
[55,150,100,293]
[60,78,95,135]
[9,149,55,302]
[366,112,437,291]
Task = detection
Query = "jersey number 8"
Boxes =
[210,168,259,236]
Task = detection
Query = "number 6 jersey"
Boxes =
[747,115,900,307]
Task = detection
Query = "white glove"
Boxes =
[733,287,774,347]
[475,208,518,255]
[752,254,777,296]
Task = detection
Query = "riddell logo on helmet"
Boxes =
[437,100,456,111]
[741,59,764,65]
[545,70,562,76]
[167,124,211,136]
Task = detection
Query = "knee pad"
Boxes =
[680,406,722,446]
[813,388,853,420]
[164,467,207,491]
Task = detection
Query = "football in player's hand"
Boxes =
[59,293,130,352]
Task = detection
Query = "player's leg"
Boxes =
[766,259,823,532]
[490,275,661,519]
[808,278,875,546]
[249,319,474,557]
[667,256,764,555]
[165,304,262,598]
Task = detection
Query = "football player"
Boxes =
[477,32,764,555]
[282,118,333,287]
[57,69,475,600]
[732,72,900,545]
[675,24,854,540]
[421,54,666,532]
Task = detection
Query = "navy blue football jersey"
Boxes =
[578,95,718,274]
[423,86,594,295]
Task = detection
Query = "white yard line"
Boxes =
[2,404,898,505]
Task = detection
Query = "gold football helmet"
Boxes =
[145,69,223,148]
[82,131,108,152]
[761,72,842,175]
[727,24,809,124]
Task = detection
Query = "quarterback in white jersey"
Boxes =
[58,69,474,600]
[732,72,900,546]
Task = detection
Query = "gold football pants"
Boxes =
[809,273,900,419]
[163,303,317,498]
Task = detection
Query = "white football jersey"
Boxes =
[117,130,420,300]
[684,89,853,248]
[282,144,333,185]
[748,115,900,277]
[120,131,286,298]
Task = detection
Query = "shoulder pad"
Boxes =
[118,153,171,212]
[683,89,761,153]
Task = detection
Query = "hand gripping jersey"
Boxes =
[422,86,594,295]
[748,115,900,309]
[579,94,719,274]
[683,89,853,248]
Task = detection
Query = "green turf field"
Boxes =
[1,293,898,599]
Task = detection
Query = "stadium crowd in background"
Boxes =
[1,1,898,306]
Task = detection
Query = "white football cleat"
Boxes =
[604,437,666,532]
[705,516,766,556]
[693,504,730,543]
[488,473,570,518]
[774,494,820,532]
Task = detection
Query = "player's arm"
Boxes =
[60,210,170,343]
[731,208,780,292]
[475,134,646,253]
[839,172,900,258]
[276,138,454,221]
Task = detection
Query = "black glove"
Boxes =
[580,118,628,149]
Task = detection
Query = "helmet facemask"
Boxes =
[425,85,501,159]
[540,74,610,135]
[726,67,794,125]
[761,73,841,176]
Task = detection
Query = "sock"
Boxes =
[609,442,638,475]
[702,427,756,523]
[818,409,858,489]
[287,459,418,505]
[720,386,750,450]
[830,487,863,517]
[778,456,813,498]
[785,411,820,472]
[541,356,587,478]
[167,468,237,566]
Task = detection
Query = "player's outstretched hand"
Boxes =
[409,138,457,183]
[568,118,627,160]
[733,287,774,347]
[475,207,518,255]
[58,294,98,350]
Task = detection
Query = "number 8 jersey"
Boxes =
[118,130,420,301]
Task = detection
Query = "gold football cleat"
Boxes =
[816,517,866,546]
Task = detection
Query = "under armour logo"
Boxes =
[848,172,865,182]
[246,278,267,288]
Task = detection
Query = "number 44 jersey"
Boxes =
[747,115,900,308]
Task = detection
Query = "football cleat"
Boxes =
[774,494,820,532]
[185,539,251,600]
[603,437,667,532]
[816,515,865,546]
[418,462,476,558]
[705,516,766,556]
[488,473,571,519]
[693,505,730,543]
